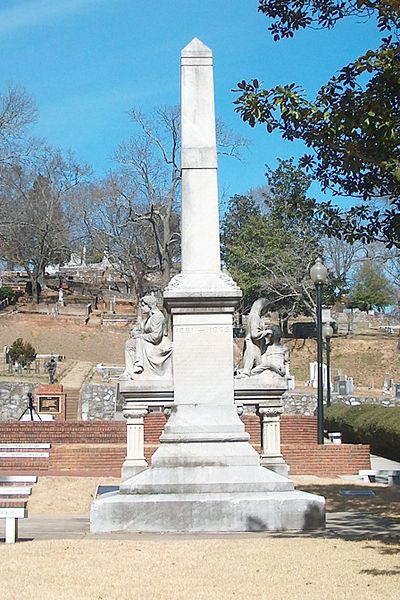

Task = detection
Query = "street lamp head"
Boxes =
[310,257,328,286]
[322,323,334,340]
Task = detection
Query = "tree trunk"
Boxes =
[280,312,290,337]
[31,276,40,304]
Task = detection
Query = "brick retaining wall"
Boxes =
[0,415,370,476]
[282,443,371,476]
[281,415,317,444]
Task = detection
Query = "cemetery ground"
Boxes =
[0,476,399,599]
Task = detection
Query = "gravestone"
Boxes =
[91,39,325,533]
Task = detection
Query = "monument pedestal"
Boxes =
[92,288,324,533]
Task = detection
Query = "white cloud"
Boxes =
[0,0,108,35]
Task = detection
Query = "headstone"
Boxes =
[309,361,329,389]
[383,372,391,393]
[334,376,353,396]
[90,39,325,533]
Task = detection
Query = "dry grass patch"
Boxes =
[0,313,126,364]
[29,477,119,515]
[297,483,400,520]
[0,538,399,600]
[288,335,400,388]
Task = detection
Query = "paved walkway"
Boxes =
[8,510,399,543]
[59,361,93,388]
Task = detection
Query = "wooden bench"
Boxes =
[0,475,37,543]
[359,469,400,485]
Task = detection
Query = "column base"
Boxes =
[260,455,289,478]
[121,458,148,481]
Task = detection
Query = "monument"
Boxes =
[91,38,325,532]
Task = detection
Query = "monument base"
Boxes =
[260,455,290,477]
[91,438,325,532]
[120,459,148,481]
[91,489,325,532]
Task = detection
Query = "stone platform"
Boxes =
[91,489,325,533]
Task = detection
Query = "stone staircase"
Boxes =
[64,388,80,421]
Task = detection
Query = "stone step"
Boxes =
[64,387,81,421]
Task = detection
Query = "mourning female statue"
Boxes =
[251,325,290,379]
[235,297,273,378]
[119,295,173,381]
[235,298,290,382]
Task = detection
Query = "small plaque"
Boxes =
[339,489,375,497]
[96,485,119,498]
[37,395,61,414]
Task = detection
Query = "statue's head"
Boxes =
[270,324,282,343]
[140,295,158,313]
[251,297,269,316]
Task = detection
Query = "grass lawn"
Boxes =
[0,537,398,600]
[1,479,399,599]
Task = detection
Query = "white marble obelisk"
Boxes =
[90,40,325,532]
[161,38,248,444]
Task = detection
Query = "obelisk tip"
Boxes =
[182,38,212,58]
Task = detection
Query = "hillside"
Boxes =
[0,312,398,391]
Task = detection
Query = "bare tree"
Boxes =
[82,106,248,298]
[0,149,90,302]
[112,106,181,289]
[323,237,366,296]
[81,176,167,300]
[0,85,38,171]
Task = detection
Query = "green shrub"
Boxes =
[325,404,400,462]
[0,286,16,303]
[8,338,36,367]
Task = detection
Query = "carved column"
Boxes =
[121,405,149,481]
[258,406,289,477]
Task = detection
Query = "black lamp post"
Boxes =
[323,323,334,408]
[310,257,328,444]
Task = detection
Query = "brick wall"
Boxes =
[281,415,317,444]
[282,443,371,476]
[0,414,370,477]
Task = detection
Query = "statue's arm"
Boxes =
[248,316,271,341]
[141,314,164,344]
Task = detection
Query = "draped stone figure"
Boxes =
[120,296,172,381]
[236,298,272,377]
[251,325,290,379]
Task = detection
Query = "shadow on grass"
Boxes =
[360,568,400,576]
[297,484,400,521]
[302,502,325,531]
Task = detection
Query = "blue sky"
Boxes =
[0,0,381,201]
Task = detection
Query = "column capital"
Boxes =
[123,406,149,420]
[258,406,283,418]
